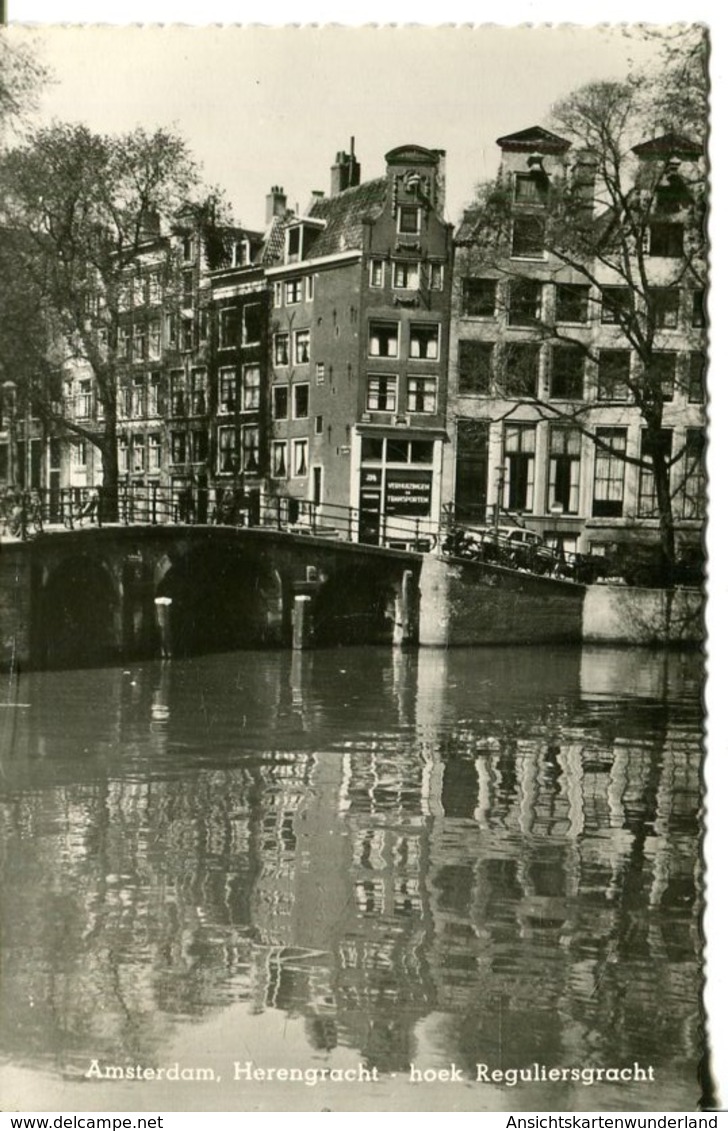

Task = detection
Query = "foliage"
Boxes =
[0,121,224,514]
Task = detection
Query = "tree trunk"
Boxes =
[100,414,119,522]
[652,447,676,588]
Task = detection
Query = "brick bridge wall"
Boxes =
[2,525,420,670]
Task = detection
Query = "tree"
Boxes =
[0,34,49,139]
[459,37,707,585]
[0,122,224,517]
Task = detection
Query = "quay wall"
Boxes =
[418,555,585,647]
[0,544,32,670]
[582,585,704,646]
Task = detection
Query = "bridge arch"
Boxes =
[38,553,121,669]
[310,566,398,646]
[154,543,283,656]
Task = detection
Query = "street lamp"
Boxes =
[550,501,565,555]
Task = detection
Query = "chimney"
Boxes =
[266,185,288,224]
[330,137,361,196]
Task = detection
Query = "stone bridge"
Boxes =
[1,524,423,670]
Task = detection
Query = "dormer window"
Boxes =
[232,239,250,267]
[513,171,548,205]
[286,225,302,263]
[397,205,420,235]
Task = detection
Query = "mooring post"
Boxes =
[292,594,313,650]
[393,569,415,647]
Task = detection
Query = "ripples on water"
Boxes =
[0,645,705,1111]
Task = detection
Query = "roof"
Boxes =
[631,133,704,159]
[297,177,388,260]
[496,125,571,154]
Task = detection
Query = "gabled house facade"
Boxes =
[443,125,706,563]
[264,142,453,547]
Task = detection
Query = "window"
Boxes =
[293,383,309,419]
[638,429,673,517]
[181,316,195,352]
[370,259,385,287]
[306,275,315,301]
[649,221,684,258]
[242,303,262,346]
[409,323,439,360]
[170,369,186,416]
[274,334,289,366]
[653,353,677,401]
[398,205,420,234]
[286,226,301,262]
[218,426,236,474]
[407,376,437,413]
[513,172,548,204]
[118,436,128,473]
[294,329,310,365]
[549,427,582,514]
[292,438,308,477]
[511,215,545,258]
[688,352,706,403]
[148,272,162,305]
[597,350,630,401]
[508,279,542,325]
[315,415,323,435]
[148,374,160,417]
[76,380,92,419]
[462,278,497,317]
[191,368,207,415]
[118,280,131,313]
[242,426,260,473]
[148,318,161,360]
[592,428,627,517]
[316,363,325,385]
[165,312,178,349]
[367,374,397,412]
[274,282,282,307]
[458,341,493,394]
[132,434,145,473]
[429,263,444,290]
[503,424,536,511]
[500,342,540,398]
[182,270,194,307]
[273,386,289,420]
[362,438,384,462]
[218,367,237,415]
[117,325,130,359]
[117,387,130,419]
[170,430,186,465]
[190,430,208,464]
[369,321,399,358]
[181,234,193,261]
[131,374,145,418]
[148,433,161,472]
[243,365,260,411]
[555,283,589,323]
[271,440,287,478]
[198,308,209,343]
[393,262,420,289]
[285,278,303,305]
[649,288,680,329]
[692,290,706,328]
[601,287,630,325]
[679,428,706,520]
[550,345,585,399]
[219,307,239,350]
[133,323,145,361]
[232,239,249,267]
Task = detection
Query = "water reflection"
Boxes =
[0,646,704,1111]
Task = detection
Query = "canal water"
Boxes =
[0,645,705,1113]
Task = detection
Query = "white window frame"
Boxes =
[294,329,310,365]
[370,259,385,287]
[274,333,289,367]
[271,440,288,479]
[368,321,399,359]
[397,204,421,235]
[393,261,420,290]
[408,323,440,361]
[293,382,310,420]
[218,367,237,415]
[367,374,397,413]
[292,438,309,478]
[285,278,303,305]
